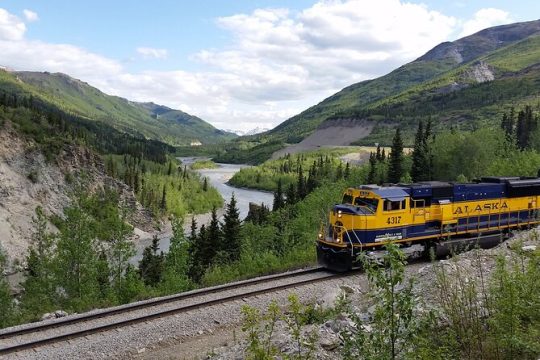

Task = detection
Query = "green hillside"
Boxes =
[0,70,235,146]
[259,19,540,145]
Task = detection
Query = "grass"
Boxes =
[190,159,218,170]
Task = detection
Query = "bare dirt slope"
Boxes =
[272,119,374,159]
[0,124,153,270]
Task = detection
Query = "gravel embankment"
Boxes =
[2,267,387,360]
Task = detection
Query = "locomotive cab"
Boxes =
[317,186,411,271]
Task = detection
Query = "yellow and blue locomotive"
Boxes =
[317,177,540,271]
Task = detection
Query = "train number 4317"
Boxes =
[387,216,401,224]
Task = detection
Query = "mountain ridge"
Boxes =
[259,19,540,146]
[0,70,236,146]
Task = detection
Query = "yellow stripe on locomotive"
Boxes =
[317,177,540,271]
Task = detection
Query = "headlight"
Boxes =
[337,210,342,218]
[318,232,323,239]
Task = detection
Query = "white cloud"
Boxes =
[136,47,168,59]
[0,3,515,132]
[23,9,38,22]
[0,8,26,41]
[459,8,512,37]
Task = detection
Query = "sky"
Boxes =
[0,1,539,132]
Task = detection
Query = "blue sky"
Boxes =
[0,1,538,131]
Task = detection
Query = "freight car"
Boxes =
[317,177,540,271]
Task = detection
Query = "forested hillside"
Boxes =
[266,19,540,144]
[0,70,235,146]
[215,19,540,163]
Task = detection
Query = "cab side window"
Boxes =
[383,199,406,211]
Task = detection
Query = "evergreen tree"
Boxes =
[525,105,537,149]
[306,167,318,194]
[133,171,140,194]
[297,165,307,200]
[96,251,110,298]
[207,207,222,262]
[368,152,377,184]
[221,194,242,262]
[273,178,285,211]
[160,185,167,210]
[335,162,343,180]
[516,109,528,149]
[245,203,270,225]
[203,177,208,191]
[424,118,432,144]
[411,120,429,182]
[376,145,382,161]
[344,162,351,180]
[388,128,404,183]
[501,112,510,136]
[188,219,204,283]
[138,235,164,286]
[286,183,297,205]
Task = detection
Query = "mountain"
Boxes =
[260,19,540,146]
[0,70,236,146]
[225,127,271,136]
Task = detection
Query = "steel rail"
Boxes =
[0,267,337,355]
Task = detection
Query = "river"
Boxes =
[131,158,273,263]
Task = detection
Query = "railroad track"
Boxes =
[0,266,338,356]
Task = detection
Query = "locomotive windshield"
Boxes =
[342,194,353,204]
[354,197,378,213]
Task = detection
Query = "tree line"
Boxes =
[0,90,174,163]
[367,104,540,184]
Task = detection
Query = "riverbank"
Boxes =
[131,159,273,264]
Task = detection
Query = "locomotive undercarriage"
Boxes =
[317,230,508,272]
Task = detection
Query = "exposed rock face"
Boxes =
[418,20,540,64]
[0,123,153,270]
[466,61,495,83]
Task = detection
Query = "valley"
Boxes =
[0,10,540,360]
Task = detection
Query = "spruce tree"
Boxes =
[297,165,307,200]
[335,162,343,180]
[203,177,208,191]
[411,120,429,182]
[273,178,285,211]
[368,152,377,184]
[516,109,528,149]
[221,194,242,262]
[206,207,222,264]
[344,162,351,180]
[286,183,297,205]
[160,185,167,210]
[388,128,404,183]
[138,235,164,286]
[188,221,205,283]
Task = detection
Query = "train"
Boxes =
[316,176,540,271]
